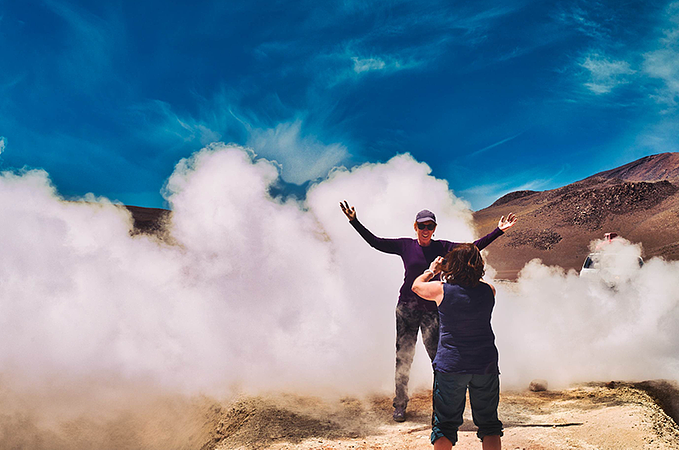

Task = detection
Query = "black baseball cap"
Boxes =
[415,209,436,224]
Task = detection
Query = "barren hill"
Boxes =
[587,152,679,182]
[473,152,679,279]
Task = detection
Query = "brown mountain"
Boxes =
[473,152,679,279]
[126,205,171,235]
[586,152,679,182]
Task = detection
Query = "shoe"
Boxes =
[393,406,406,422]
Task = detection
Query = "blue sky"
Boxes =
[1,0,678,210]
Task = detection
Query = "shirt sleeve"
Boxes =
[473,227,504,250]
[349,218,404,255]
[440,227,505,252]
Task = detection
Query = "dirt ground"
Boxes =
[2,381,678,450]
[206,382,679,450]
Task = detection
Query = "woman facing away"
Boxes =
[412,244,503,450]
[340,201,516,422]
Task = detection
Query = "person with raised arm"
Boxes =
[339,201,516,422]
[412,245,502,450]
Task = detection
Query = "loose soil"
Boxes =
[204,382,679,450]
[2,382,677,449]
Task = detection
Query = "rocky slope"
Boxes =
[586,152,679,183]
[473,152,679,279]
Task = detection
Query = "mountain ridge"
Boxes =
[473,152,679,279]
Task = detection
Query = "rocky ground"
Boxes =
[201,382,679,450]
[3,381,677,449]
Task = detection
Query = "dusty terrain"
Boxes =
[2,382,678,449]
[200,382,679,450]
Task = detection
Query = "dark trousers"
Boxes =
[393,303,439,409]
[431,372,503,445]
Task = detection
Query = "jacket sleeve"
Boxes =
[473,227,504,251]
[349,218,404,255]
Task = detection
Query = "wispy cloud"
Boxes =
[469,132,524,157]
[634,116,679,155]
[352,56,387,74]
[347,51,424,77]
[580,53,636,94]
[129,100,223,151]
[259,2,524,89]
[458,170,562,210]
[321,51,424,85]
[41,0,122,88]
[128,96,350,186]
[554,3,612,40]
[247,120,348,185]
[642,2,679,109]
[0,136,6,155]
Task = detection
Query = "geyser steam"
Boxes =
[495,238,679,387]
[0,145,474,403]
[1,143,679,414]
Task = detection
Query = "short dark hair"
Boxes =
[441,243,485,287]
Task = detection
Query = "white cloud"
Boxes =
[580,54,635,94]
[352,56,388,73]
[129,100,223,148]
[247,119,348,184]
[0,145,475,408]
[4,144,679,409]
[496,239,679,387]
[555,3,610,40]
[0,136,5,155]
[315,50,425,88]
[130,97,349,186]
[348,54,424,76]
[4,143,679,439]
[642,2,679,108]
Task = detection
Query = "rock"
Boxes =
[529,379,548,392]
[506,229,562,250]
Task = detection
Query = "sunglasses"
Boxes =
[417,223,436,230]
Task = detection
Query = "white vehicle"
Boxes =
[579,232,644,288]
[579,251,644,287]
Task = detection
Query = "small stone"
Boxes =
[529,379,548,392]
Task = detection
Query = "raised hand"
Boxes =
[498,212,517,231]
[430,256,444,275]
[339,200,357,221]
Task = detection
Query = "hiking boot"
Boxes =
[393,406,406,422]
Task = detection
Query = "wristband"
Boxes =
[424,269,435,277]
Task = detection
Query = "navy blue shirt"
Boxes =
[433,282,499,374]
[349,218,503,311]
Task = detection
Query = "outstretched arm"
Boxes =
[473,212,518,250]
[339,200,403,255]
[412,256,444,305]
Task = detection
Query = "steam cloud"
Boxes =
[0,145,473,408]
[495,238,679,388]
[1,142,678,417]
